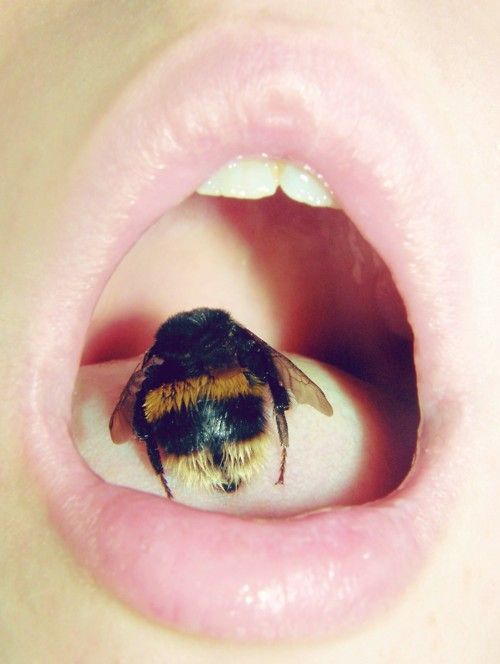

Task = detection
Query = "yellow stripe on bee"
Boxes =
[165,434,268,491]
[220,436,268,485]
[143,369,265,422]
[166,448,226,489]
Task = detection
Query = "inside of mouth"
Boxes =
[73,188,419,517]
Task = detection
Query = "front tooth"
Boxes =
[278,163,335,208]
[197,157,339,208]
[196,158,279,199]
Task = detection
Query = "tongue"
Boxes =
[73,354,417,518]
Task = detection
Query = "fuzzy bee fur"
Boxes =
[109,308,333,498]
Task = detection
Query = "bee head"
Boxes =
[153,308,236,372]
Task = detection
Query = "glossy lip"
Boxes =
[23,22,469,641]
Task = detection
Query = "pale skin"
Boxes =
[1,2,500,662]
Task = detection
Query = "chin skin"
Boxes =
[1,2,500,663]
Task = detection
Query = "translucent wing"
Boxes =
[270,350,333,416]
[242,327,333,416]
[108,352,163,444]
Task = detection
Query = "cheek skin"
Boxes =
[1,1,500,663]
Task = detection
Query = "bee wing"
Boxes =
[241,327,333,416]
[270,350,333,416]
[109,352,163,444]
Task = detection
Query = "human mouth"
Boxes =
[23,21,469,641]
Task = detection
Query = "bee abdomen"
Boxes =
[165,432,268,492]
[140,369,269,491]
[143,369,263,422]
[150,394,267,456]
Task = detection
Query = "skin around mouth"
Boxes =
[20,21,475,641]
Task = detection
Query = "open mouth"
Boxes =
[76,167,418,515]
[24,22,466,642]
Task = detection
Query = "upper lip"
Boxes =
[23,20,468,641]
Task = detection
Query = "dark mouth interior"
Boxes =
[78,189,419,510]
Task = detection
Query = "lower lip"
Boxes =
[24,23,466,640]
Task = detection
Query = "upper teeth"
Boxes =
[196,156,339,208]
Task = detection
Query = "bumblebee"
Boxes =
[109,308,332,498]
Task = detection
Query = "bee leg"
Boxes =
[274,407,289,485]
[145,437,173,499]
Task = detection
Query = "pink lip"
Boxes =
[23,22,469,640]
